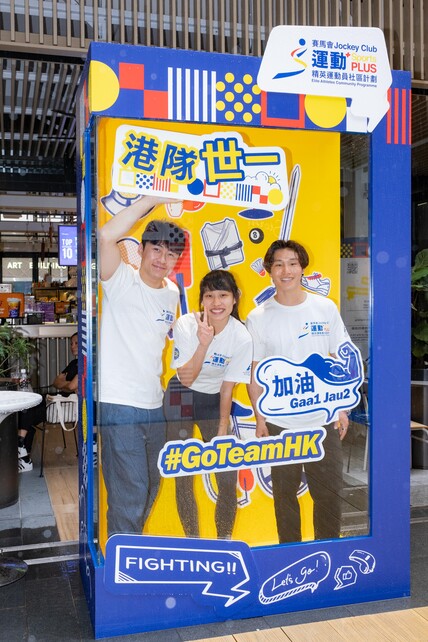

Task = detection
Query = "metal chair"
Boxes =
[38,393,78,477]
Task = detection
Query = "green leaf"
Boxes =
[414,249,428,269]
[412,341,428,358]
[411,267,428,284]
[413,323,428,342]
[412,250,428,285]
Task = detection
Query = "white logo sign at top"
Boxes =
[257,26,392,132]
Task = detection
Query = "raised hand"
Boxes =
[194,310,214,347]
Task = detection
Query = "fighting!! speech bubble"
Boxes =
[104,535,255,609]
[258,26,392,132]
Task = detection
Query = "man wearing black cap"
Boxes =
[99,195,186,537]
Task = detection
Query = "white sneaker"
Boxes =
[18,444,28,459]
[18,457,33,472]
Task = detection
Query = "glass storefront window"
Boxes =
[37,257,68,283]
[1,256,69,293]
[1,256,33,294]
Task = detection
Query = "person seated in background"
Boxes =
[18,332,78,472]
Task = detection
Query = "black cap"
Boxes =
[142,219,186,255]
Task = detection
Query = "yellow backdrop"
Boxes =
[96,117,340,551]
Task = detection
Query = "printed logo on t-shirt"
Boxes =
[298,320,330,338]
[309,321,330,336]
[156,309,175,326]
[203,352,231,368]
[174,347,179,360]
[298,322,310,339]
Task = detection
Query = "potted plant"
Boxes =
[0,324,35,382]
[411,248,428,371]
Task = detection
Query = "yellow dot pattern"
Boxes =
[215,71,262,124]
[220,183,236,200]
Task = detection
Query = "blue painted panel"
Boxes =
[76,43,412,638]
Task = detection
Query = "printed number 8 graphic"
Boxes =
[249,228,264,244]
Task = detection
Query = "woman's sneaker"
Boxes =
[18,443,33,472]
[18,455,33,472]
[18,444,28,459]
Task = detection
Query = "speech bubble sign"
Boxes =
[255,341,364,427]
[259,551,331,604]
[111,125,289,210]
[104,535,255,609]
[258,26,392,132]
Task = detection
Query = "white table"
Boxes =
[0,390,42,420]
[0,391,42,587]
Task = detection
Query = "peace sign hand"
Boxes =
[194,311,214,347]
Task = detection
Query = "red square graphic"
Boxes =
[169,392,181,406]
[144,90,169,119]
[261,92,305,128]
[181,405,193,418]
[119,63,145,90]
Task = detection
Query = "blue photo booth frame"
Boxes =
[76,42,411,638]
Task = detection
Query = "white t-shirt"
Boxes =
[100,261,179,409]
[246,292,349,428]
[172,314,253,394]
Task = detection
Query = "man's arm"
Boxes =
[247,361,269,438]
[99,195,166,281]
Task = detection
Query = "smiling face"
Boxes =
[201,289,236,331]
[138,241,180,288]
[270,247,305,303]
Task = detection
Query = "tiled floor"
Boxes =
[0,432,427,641]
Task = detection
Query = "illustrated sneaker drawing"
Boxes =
[301,272,331,296]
